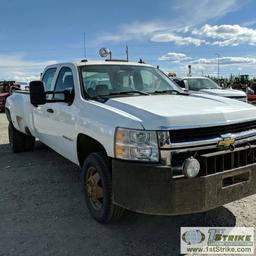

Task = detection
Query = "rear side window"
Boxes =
[42,68,57,91]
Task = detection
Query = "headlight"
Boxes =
[115,128,159,162]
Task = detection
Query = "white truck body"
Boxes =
[5,60,256,220]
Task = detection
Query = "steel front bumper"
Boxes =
[112,160,256,215]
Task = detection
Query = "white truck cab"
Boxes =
[5,57,256,223]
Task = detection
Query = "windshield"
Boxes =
[80,65,181,98]
[186,78,221,91]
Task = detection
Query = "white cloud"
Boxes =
[191,56,256,65]
[175,0,242,25]
[0,53,57,81]
[161,55,256,69]
[96,21,166,43]
[242,19,256,27]
[193,24,256,46]
[95,0,243,44]
[161,55,256,77]
[151,33,204,46]
[185,56,256,76]
[158,52,191,62]
[121,22,166,36]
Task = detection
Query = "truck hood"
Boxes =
[198,88,246,97]
[106,94,256,130]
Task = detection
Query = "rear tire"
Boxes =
[8,123,35,153]
[82,152,124,223]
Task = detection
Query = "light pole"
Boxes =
[216,53,220,83]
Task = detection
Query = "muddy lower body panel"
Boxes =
[112,160,256,215]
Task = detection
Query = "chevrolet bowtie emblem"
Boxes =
[217,137,235,150]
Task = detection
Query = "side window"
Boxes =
[54,67,74,100]
[174,79,185,88]
[42,68,57,91]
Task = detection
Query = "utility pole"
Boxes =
[126,45,129,61]
[216,53,220,83]
[188,65,192,77]
[83,32,87,59]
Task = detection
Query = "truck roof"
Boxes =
[46,60,153,69]
[181,76,211,79]
[76,60,153,67]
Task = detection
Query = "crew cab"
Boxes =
[172,76,247,102]
[5,58,256,223]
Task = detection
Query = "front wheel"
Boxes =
[82,152,124,223]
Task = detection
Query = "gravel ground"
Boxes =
[0,113,255,256]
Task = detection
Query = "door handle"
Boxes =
[47,108,54,113]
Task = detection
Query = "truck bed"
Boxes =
[5,91,36,136]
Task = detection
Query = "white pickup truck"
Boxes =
[172,77,247,102]
[5,58,256,223]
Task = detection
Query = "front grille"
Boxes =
[170,120,256,142]
[171,142,256,176]
[199,145,256,175]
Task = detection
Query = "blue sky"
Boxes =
[1,0,256,80]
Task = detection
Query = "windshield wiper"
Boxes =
[151,89,188,95]
[107,90,149,96]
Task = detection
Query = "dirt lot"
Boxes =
[0,113,255,256]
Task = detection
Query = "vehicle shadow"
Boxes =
[106,207,236,255]
[0,142,236,256]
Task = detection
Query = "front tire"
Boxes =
[82,152,124,223]
[8,123,35,153]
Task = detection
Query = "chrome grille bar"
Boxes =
[170,129,256,153]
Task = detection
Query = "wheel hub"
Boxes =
[86,167,103,210]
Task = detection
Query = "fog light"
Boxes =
[182,157,200,178]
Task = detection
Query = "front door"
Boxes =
[43,66,78,163]
[33,65,78,163]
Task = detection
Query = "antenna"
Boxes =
[126,45,129,61]
[83,32,87,59]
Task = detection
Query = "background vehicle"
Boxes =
[16,81,30,91]
[231,75,256,105]
[5,58,256,223]
[172,77,247,102]
[0,81,20,112]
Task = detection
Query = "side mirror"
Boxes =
[181,88,189,92]
[29,81,46,106]
[63,90,74,103]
